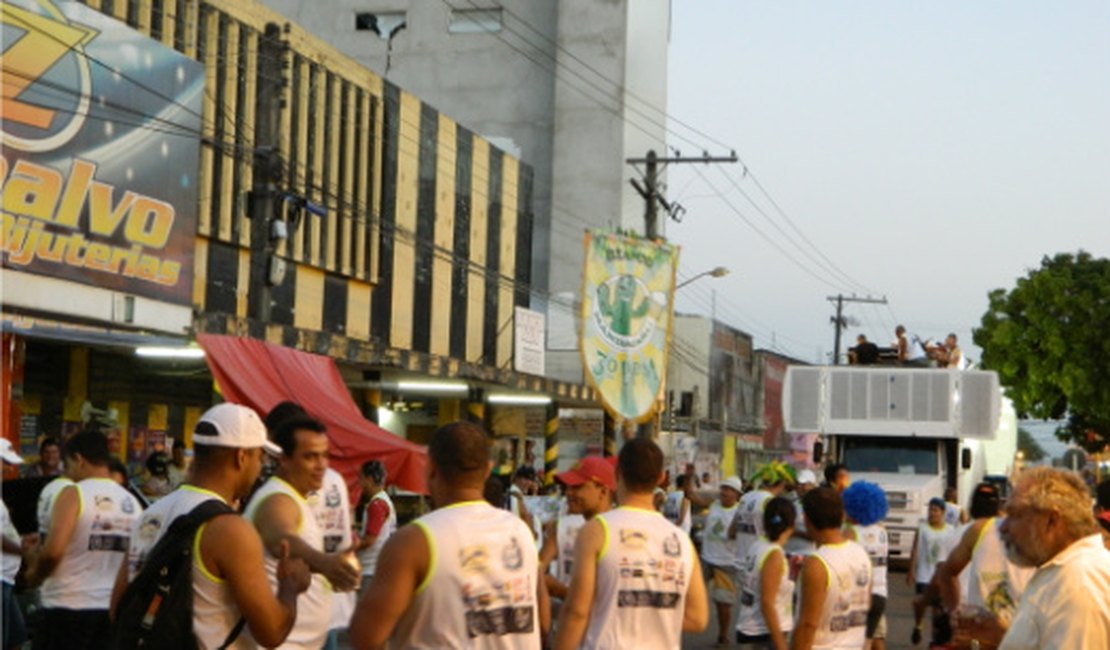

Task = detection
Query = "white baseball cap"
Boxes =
[796,469,818,485]
[192,403,281,455]
[0,439,23,465]
[720,476,744,494]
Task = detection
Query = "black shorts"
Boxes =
[2,583,28,648]
[32,608,110,650]
[865,594,887,639]
[736,630,774,649]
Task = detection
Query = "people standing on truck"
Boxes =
[943,486,969,528]
[791,487,872,650]
[849,334,880,365]
[735,496,796,650]
[553,439,708,649]
[895,325,929,367]
[842,481,891,650]
[690,475,744,646]
[934,482,1033,641]
[907,497,958,646]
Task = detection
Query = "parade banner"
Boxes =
[580,231,679,423]
[1,0,204,304]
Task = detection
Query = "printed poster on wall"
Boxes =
[1,0,204,304]
[580,231,679,423]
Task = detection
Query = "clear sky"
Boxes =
[665,1,1110,365]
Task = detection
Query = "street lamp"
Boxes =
[675,266,730,290]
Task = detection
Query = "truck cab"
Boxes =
[783,366,1011,560]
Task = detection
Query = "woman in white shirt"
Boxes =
[735,496,796,650]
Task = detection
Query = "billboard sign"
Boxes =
[580,231,679,423]
[513,306,545,376]
[1,0,204,305]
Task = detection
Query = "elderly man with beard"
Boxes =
[962,467,1110,649]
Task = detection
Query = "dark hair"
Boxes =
[484,475,507,508]
[618,438,664,493]
[39,436,60,454]
[429,421,491,483]
[824,463,847,486]
[108,457,129,479]
[63,430,110,467]
[1097,479,1110,512]
[802,487,844,531]
[969,482,1001,519]
[513,465,536,482]
[675,474,687,489]
[764,496,797,540]
[146,452,169,475]
[265,401,308,433]
[361,459,387,484]
[271,415,327,456]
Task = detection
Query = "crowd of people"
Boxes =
[1,410,1110,649]
[848,327,968,369]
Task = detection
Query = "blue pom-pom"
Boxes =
[842,481,889,526]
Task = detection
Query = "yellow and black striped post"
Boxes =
[544,402,559,487]
[466,387,486,428]
[603,411,617,458]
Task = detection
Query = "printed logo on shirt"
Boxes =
[121,498,135,514]
[619,529,648,549]
[94,495,114,511]
[617,589,681,609]
[663,533,681,557]
[460,545,491,574]
[502,537,524,571]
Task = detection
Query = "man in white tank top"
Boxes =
[311,466,356,650]
[793,487,872,650]
[553,439,707,649]
[540,456,615,601]
[112,403,311,649]
[349,421,549,649]
[23,430,140,650]
[356,459,396,591]
[247,413,359,649]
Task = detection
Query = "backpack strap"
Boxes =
[186,498,242,648]
[216,617,247,650]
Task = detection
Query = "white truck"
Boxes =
[783,366,1018,560]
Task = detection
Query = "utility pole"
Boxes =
[249,23,289,323]
[827,294,888,364]
[627,149,737,438]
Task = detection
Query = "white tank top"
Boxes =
[552,513,585,585]
[582,507,696,650]
[848,523,888,597]
[810,540,871,650]
[736,490,772,565]
[310,469,356,632]
[736,537,794,636]
[127,485,253,650]
[37,477,75,537]
[1,500,21,584]
[357,490,397,577]
[41,477,140,610]
[662,491,691,534]
[913,522,955,584]
[701,501,739,567]
[245,477,332,650]
[966,518,1033,625]
[391,500,540,649]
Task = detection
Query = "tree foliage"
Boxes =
[974,251,1110,453]
[1016,427,1046,463]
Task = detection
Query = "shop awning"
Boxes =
[197,333,427,495]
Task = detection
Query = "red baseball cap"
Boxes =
[556,456,616,491]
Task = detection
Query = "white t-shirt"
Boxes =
[391,501,540,649]
[126,485,252,650]
[966,518,1033,626]
[41,477,140,610]
[999,535,1110,650]
[848,523,888,597]
[583,507,696,650]
[701,501,739,567]
[37,477,75,537]
[809,540,872,650]
[662,490,691,534]
[1,500,21,585]
[735,490,773,564]
[736,537,794,636]
[944,502,964,528]
[244,477,332,650]
[309,468,355,632]
[356,490,396,578]
[913,522,957,585]
[550,513,585,586]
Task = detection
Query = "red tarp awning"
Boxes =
[197,333,427,495]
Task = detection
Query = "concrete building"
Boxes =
[257,0,672,383]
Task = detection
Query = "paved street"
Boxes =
[683,566,918,649]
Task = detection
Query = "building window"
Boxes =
[355,11,407,40]
[448,7,502,34]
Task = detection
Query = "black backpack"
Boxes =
[112,499,246,650]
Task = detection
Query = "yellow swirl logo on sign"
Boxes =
[580,231,679,423]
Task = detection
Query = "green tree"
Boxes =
[1016,427,1046,463]
[974,251,1110,453]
